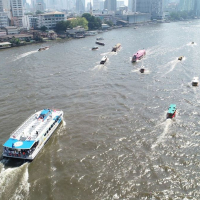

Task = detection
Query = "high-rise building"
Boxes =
[136,0,151,13]
[178,0,195,11]
[151,0,163,19]
[104,0,116,12]
[128,0,163,19]
[93,0,100,10]
[194,0,200,16]
[128,0,135,12]
[10,0,24,27]
[76,0,85,14]
[0,0,8,27]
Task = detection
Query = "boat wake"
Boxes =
[0,161,30,200]
[151,119,172,149]
[162,58,182,76]
[14,50,38,61]
[100,52,115,56]
[187,42,197,46]
[91,64,107,71]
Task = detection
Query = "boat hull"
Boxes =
[192,82,198,86]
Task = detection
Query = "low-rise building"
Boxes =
[66,26,85,37]
[5,26,19,35]
[22,15,38,30]
[38,11,66,29]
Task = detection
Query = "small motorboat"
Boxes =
[191,42,194,44]
[178,56,184,61]
[100,56,107,64]
[96,41,105,46]
[112,43,121,52]
[96,37,104,40]
[38,46,49,51]
[167,104,176,119]
[192,77,199,86]
[92,46,98,50]
[139,68,145,73]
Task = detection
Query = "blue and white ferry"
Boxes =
[2,109,63,161]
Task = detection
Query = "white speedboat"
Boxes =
[2,109,63,161]
[192,77,199,86]
[100,56,107,64]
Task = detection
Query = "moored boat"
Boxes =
[2,109,63,160]
[100,56,107,64]
[167,104,176,119]
[112,43,121,52]
[96,41,105,46]
[132,49,146,62]
[192,77,199,86]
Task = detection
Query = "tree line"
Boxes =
[55,13,102,32]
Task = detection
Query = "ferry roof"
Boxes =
[168,104,176,114]
[3,138,35,149]
[134,49,145,56]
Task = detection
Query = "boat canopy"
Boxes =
[3,138,35,149]
[168,104,176,114]
[38,109,52,120]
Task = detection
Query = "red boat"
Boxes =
[132,49,146,62]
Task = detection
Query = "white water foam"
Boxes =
[91,65,107,71]
[131,68,150,74]
[0,162,30,200]
[14,50,38,61]
[162,58,183,76]
[151,119,172,149]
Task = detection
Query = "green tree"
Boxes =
[70,17,88,30]
[10,37,20,45]
[40,26,47,32]
[36,10,43,15]
[82,13,102,30]
[55,20,72,32]
[104,20,113,27]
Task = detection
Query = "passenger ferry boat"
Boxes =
[2,109,63,161]
[132,49,146,62]
[167,104,176,119]
[192,77,199,86]
[112,43,121,52]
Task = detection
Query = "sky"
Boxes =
[26,0,128,7]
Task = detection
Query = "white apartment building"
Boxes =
[0,12,8,27]
[10,0,24,27]
[38,11,66,29]
[22,15,38,30]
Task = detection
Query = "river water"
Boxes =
[1,20,200,200]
